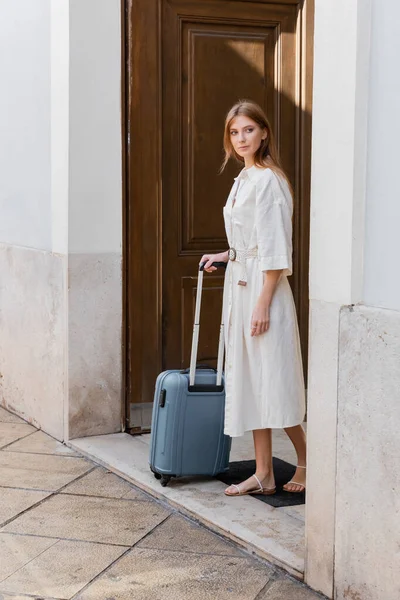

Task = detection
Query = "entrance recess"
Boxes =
[124,0,313,431]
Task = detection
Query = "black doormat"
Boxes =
[217,458,305,507]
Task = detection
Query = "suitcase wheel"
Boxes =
[160,475,171,487]
[150,466,162,480]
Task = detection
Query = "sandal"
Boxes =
[224,474,276,497]
[283,465,306,493]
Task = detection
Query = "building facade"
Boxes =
[0,1,399,599]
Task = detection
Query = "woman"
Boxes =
[200,100,306,496]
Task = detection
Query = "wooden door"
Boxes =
[124,0,314,431]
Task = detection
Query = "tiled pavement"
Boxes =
[0,406,325,600]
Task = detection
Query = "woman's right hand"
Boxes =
[199,251,229,273]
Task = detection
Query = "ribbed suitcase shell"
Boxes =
[149,368,231,480]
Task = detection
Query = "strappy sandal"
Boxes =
[224,474,276,497]
[283,465,306,493]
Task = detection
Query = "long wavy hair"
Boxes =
[220,99,291,192]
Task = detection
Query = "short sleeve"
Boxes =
[255,171,293,276]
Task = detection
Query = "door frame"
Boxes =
[122,0,314,431]
[122,0,164,431]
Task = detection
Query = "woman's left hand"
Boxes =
[251,301,270,337]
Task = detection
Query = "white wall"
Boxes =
[0,0,122,255]
[66,0,123,439]
[363,0,400,311]
[308,2,400,599]
[0,0,123,441]
[309,0,369,307]
[51,0,69,256]
[69,0,122,254]
[0,0,52,251]
[306,1,371,597]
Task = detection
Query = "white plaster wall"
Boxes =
[0,1,68,439]
[0,0,123,441]
[67,0,123,439]
[0,245,66,440]
[306,2,371,597]
[335,306,400,600]
[69,0,122,254]
[51,0,69,256]
[363,0,400,311]
[309,3,400,599]
[68,254,122,439]
[330,5,400,598]
[0,0,52,250]
[305,300,340,598]
[309,0,369,307]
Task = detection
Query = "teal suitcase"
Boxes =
[149,262,231,486]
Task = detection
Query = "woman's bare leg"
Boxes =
[253,428,274,481]
[283,424,307,492]
[224,429,275,495]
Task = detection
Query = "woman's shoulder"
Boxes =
[254,167,292,204]
[252,165,273,180]
[253,167,285,191]
[254,166,283,185]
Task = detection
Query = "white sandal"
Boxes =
[224,473,276,497]
[283,465,306,493]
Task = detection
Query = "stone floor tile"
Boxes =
[121,487,152,501]
[258,579,324,599]
[0,532,57,581]
[0,592,58,600]
[2,494,170,546]
[0,451,92,491]
[5,430,79,457]
[75,547,270,600]
[0,407,26,424]
[0,539,125,598]
[0,488,50,526]
[137,513,246,557]
[277,504,306,523]
[0,592,50,600]
[0,423,36,449]
[136,434,150,446]
[61,467,149,500]
[70,433,305,576]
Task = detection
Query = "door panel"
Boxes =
[125,0,313,430]
[162,0,297,371]
[181,23,276,253]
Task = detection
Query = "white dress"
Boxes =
[222,165,305,437]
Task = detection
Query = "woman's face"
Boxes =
[229,116,267,161]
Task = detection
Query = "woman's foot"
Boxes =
[224,472,276,496]
[283,465,306,493]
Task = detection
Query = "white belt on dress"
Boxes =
[228,246,258,286]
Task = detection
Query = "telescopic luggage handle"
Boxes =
[199,261,227,271]
[189,261,227,387]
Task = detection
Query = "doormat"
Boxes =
[217,457,305,507]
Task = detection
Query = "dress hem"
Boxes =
[224,419,305,438]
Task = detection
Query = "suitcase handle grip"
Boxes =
[199,261,227,271]
[188,384,224,393]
